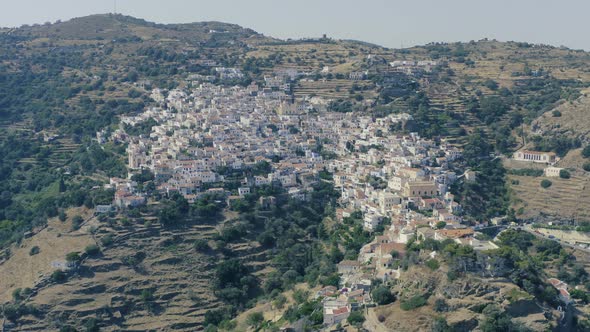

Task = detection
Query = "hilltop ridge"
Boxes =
[3,13,271,46]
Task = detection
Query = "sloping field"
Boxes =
[0,208,95,303]
[532,92,590,142]
[294,79,375,99]
[509,174,590,221]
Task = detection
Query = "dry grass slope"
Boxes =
[509,174,590,220]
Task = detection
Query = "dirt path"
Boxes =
[363,307,390,332]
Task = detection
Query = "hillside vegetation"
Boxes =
[2,14,590,331]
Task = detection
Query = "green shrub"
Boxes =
[571,289,590,304]
[540,179,552,188]
[400,295,427,311]
[435,222,446,230]
[434,298,448,312]
[100,233,114,246]
[65,252,81,263]
[293,289,310,304]
[483,79,499,91]
[425,259,440,271]
[12,288,22,302]
[84,317,100,332]
[347,311,365,325]
[120,217,131,226]
[447,270,459,281]
[273,294,287,309]
[194,239,210,252]
[84,244,101,256]
[51,270,67,283]
[584,163,590,172]
[218,320,237,330]
[559,169,571,179]
[583,145,590,158]
[432,316,451,332]
[140,289,154,302]
[71,215,84,231]
[371,286,395,305]
[246,312,264,328]
[2,303,20,321]
[204,307,232,327]
[552,110,562,117]
[29,246,40,256]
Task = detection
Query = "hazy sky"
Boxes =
[1,0,589,50]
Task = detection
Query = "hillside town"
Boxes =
[5,8,590,332]
[94,73,507,327]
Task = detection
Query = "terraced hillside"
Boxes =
[532,90,590,142]
[0,208,94,303]
[509,173,590,221]
[294,79,376,100]
[363,266,557,332]
[5,14,590,332]
[4,212,272,331]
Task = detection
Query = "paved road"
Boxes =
[521,225,590,254]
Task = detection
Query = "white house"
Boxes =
[544,167,563,177]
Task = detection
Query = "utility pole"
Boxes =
[114,0,117,14]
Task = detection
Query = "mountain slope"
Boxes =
[3,14,590,332]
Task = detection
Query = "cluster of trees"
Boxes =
[213,258,259,306]
[330,212,373,261]
[487,230,574,306]
[1,281,40,323]
[468,95,510,125]
[402,92,452,138]
[479,304,532,332]
[453,131,509,220]
[73,143,127,178]
[376,71,420,103]
[404,231,571,312]
[465,76,583,156]
[423,42,471,60]
[0,146,115,248]
[124,118,158,137]
[202,179,341,330]
[531,135,581,157]
[328,99,355,113]
[158,192,225,226]
[281,290,323,326]
[242,56,282,75]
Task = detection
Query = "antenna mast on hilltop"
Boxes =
[114,0,117,14]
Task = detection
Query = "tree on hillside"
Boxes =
[65,252,81,264]
[371,286,395,305]
[246,312,264,328]
[462,130,493,166]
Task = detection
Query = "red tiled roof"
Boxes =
[437,228,474,239]
[333,306,349,315]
